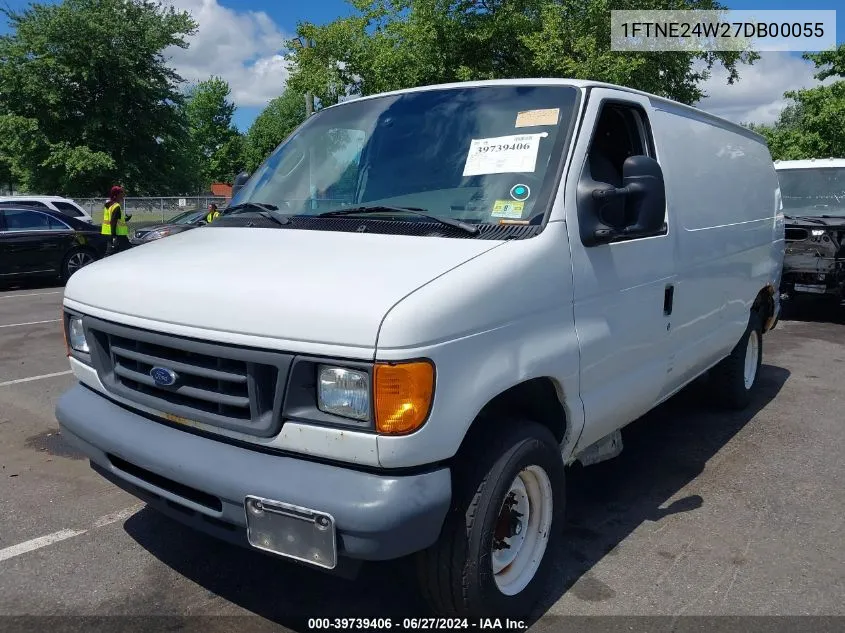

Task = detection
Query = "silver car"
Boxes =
[129,209,209,245]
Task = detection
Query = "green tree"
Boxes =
[184,76,244,186]
[748,45,845,160]
[285,0,757,108]
[243,90,308,172]
[0,0,197,196]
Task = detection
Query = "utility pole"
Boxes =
[304,38,314,117]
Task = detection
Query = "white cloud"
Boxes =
[695,52,834,125]
[163,0,292,108]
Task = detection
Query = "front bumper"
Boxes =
[56,384,452,565]
[781,271,843,298]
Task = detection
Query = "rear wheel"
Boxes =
[709,311,763,409]
[416,421,564,618]
[62,248,96,281]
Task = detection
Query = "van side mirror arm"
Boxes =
[592,186,631,201]
[594,220,668,241]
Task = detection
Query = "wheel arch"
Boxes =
[455,377,570,460]
[753,284,776,332]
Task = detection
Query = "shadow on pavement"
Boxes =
[780,296,845,325]
[120,363,789,629]
[532,363,789,621]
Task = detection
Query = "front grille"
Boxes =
[84,317,293,437]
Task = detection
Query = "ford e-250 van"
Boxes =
[56,79,785,618]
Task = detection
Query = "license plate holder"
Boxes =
[244,496,337,569]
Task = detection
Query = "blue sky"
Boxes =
[1,0,843,130]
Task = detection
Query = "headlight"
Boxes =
[143,228,173,241]
[68,316,89,353]
[317,366,370,421]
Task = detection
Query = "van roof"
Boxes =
[326,78,763,142]
[774,158,845,170]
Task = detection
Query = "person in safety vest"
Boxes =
[205,203,220,223]
[102,185,131,255]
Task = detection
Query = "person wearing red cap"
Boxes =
[101,185,131,255]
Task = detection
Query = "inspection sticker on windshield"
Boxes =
[515,108,560,128]
[491,200,525,218]
[462,133,547,177]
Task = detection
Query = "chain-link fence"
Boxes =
[75,196,229,224]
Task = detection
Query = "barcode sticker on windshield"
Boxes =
[462,133,547,177]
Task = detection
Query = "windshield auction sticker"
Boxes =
[515,108,560,128]
[462,133,547,177]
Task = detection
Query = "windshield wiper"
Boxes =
[224,202,289,225]
[316,205,480,235]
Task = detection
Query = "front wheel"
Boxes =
[62,248,97,281]
[416,421,564,618]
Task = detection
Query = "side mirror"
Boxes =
[577,154,667,246]
[232,171,250,197]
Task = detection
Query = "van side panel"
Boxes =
[649,103,781,395]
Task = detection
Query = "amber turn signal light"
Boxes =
[374,360,435,435]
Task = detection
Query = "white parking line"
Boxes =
[0,504,143,564]
[0,529,87,563]
[0,291,62,300]
[0,370,72,387]
[0,319,61,329]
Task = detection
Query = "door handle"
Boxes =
[664,284,674,316]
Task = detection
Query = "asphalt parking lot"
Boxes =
[0,282,843,631]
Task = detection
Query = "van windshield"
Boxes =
[231,85,579,229]
[778,167,845,216]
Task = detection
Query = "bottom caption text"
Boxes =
[308,618,529,631]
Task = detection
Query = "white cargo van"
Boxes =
[56,79,784,618]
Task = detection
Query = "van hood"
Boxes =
[64,227,504,350]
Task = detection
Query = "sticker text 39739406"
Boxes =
[462,133,548,177]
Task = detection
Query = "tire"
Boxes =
[62,248,97,281]
[709,310,763,410]
[416,421,565,618]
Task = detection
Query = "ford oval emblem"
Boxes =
[150,366,177,387]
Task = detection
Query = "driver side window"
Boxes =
[586,102,654,230]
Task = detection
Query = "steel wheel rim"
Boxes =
[67,252,94,276]
[491,464,554,596]
[744,330,760,389]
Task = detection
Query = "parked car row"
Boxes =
[0,195,94,224]
[0,206,109,284]
[0,199,231,284]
